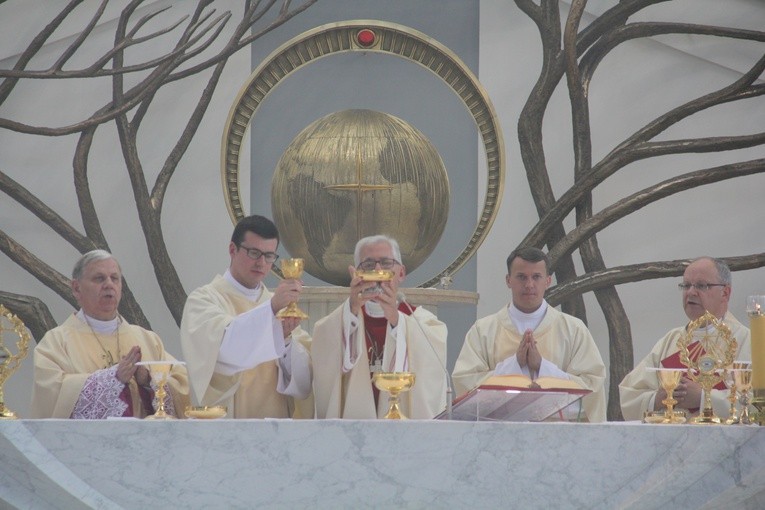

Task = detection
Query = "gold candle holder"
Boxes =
[747,296,765,425]
[0,305,31,420]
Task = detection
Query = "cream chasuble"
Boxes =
[452,304,607,422]
[30,314,189,419]
[312,300,447,420]
[180,275,312,419]
[619,312,751,421]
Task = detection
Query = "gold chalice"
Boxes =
[723,367,739,424]
[733,362,753,425]
[373,372,415,419]
[137,361,183,420]
[276,258,309,320]
[0,305,31,420]
[645,368,686,423]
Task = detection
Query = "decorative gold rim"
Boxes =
[221,20,505,287]
[0,304,31,377]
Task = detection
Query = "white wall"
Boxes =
[1,0,763,418]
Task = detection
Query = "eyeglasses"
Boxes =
[678,283,727,291]
[238,245,279,263]
[357,257,399,271]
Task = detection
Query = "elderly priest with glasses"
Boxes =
[619,257,751,421]
[180,215,312,418]
[311,235,448,419]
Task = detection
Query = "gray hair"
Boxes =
[72,250,119,280]
[691,256,732,285]
[354,235,402,266]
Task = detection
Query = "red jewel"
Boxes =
[356,29,376,48]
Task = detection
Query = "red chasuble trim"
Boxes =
[363,302,416,406]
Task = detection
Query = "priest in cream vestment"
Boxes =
[31,250,188,419]
[452,248,606,422]
[312,235,447,419]
[620,257,751,421]
[180,215,312,419]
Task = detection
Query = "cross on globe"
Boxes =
[271,109,450,286]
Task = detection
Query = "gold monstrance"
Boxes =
[0,305,31,419]
[677,311,737,424]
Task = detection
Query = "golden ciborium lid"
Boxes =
[355,269,395,282]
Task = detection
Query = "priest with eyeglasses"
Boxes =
[311,235,448,419]
[180,215,312,419]
[619,257,751,420]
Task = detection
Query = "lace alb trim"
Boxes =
[71,366,128,419]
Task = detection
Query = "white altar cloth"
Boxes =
[1,419,764,509]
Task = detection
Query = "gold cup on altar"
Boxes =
[747,296,765,425]
[0,305,31,420]
[644,367,686,424]
[732,361,753,425]
[677,311,737,425]
[136,361,184,420]
[276,258,309,320]
[373,372,415,420]
[184,405,228,419]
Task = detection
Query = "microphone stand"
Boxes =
[398,292,454,420]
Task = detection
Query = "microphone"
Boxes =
[397,291,454,420]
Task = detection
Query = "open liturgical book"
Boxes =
[437,375,591,422]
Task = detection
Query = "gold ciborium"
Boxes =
[184,405,228,419]
[136,361,184,420]
[678,311,737,425]
[0,305,31,419]
[355,269,394,296]
[733,362,753,425]
[373,372,415,419]
[644,368,686,424]
[276,258,309,320]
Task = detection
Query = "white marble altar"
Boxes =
[1,419,764,509]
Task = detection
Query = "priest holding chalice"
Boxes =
[312,235,448,419]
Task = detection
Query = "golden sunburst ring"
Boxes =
[222,20,504,287]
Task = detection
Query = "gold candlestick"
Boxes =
[747,296,765,425]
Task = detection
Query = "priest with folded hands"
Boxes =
[31,250,188,419]
[452,247,606,422]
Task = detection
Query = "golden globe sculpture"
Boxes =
[271,109,450,286]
